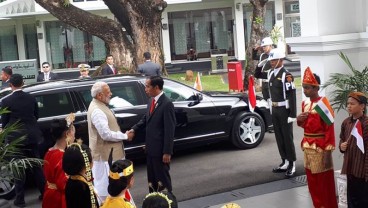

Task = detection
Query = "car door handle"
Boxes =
[74,120,86,125]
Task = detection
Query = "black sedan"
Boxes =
[0,75,272,158]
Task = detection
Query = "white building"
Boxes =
[287,0,368,92]
[0,0,302,70]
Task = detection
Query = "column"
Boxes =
[233,0,246,61]
[16,20,26,60]
[36,19,48,71]
[161,10,172,63]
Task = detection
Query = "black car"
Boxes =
[0,75,272,158]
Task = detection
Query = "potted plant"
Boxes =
[0,108,43,202]
[323,52,368,112]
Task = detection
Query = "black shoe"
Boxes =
[272,160,288,173]
[285,162,296,178]
[13,200,26,208]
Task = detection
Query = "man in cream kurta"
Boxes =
[87,81,132,202]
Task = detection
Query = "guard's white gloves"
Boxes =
[257,59,268,67]
[287,117,296,123]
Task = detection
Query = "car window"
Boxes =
[109,85,138,108]
[35,92,74,118]
[163,80,197,102]
[79,84,140,109]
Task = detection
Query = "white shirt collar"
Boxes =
[153,91,164,102]
[273,66,283,77]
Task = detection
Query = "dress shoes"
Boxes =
[13,199,26,208]
[285,161,296,178]
[272,159,289,173]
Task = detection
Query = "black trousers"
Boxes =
[146,156,172,192]
[347,174,368,208]
[271,106,296,162]
[14,143,45,203]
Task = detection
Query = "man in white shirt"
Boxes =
[101,55,117,75]
[37,62,58,82]
[87,81,133,201]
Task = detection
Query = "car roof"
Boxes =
[22,74,147,92]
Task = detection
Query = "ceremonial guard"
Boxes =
[254,49,297,177]
[252,37,273,100]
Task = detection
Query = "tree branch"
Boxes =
[35,0,122,43]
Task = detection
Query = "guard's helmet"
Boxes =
[261,37,273,47]
[268,49,285,61]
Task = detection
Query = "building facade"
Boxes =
[0,0,301,70]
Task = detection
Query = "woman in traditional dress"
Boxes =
[42,114,75,208]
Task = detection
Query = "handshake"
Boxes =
[125,129,135,141]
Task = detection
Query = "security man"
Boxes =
[253,37,273,100]
[254,48,297,177]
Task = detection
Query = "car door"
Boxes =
[162,80,226,144]
[31,88,87,157]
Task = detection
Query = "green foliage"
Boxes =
[270,25,283,45]
[254,16,263,24]
[0,108,43,183]
[167,73,301,92]
[63,0,70,7]
[323,52,368,112]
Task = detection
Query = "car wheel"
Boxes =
[231,111,265,149]
[0,177,15,200]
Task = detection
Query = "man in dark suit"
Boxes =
[101,54,117,75]
[137,52,161,76]
[37,62,58,82]
[1,66,12,89]
[130,76,176,206]
[1,74,45,207]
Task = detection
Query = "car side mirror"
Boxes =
[188,93,203,107]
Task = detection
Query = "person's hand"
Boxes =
[163,154,171,164]
[126,129,135,141]
[297,112,309,124]
[340,141,348,152]
[323,150,332,169]
[287,117,296,123]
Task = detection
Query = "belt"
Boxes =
[304,133,325,139]
[47,181,57,190]
[271,101,287,107]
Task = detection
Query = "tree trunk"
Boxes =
[34,0,166,73]
[243,0,269,90]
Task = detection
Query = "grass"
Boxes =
[167,73,301,92]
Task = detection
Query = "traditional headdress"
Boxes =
[221,203,241,208]
[65,113,75,145]
[302,67,319,86]
[348,91,367,104]
[65,113,75,128]
[143,192,172,208]
[108,148,134,180]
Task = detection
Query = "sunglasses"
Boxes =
[42,66,49,68]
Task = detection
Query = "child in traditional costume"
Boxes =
[296,67,338,208]
[101,148,135,208]
[63,143,99,208]
[42,113,75,208]
[339,91,368,208]
[142,192,172,208]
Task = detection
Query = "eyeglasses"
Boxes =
[42,66,49,68]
